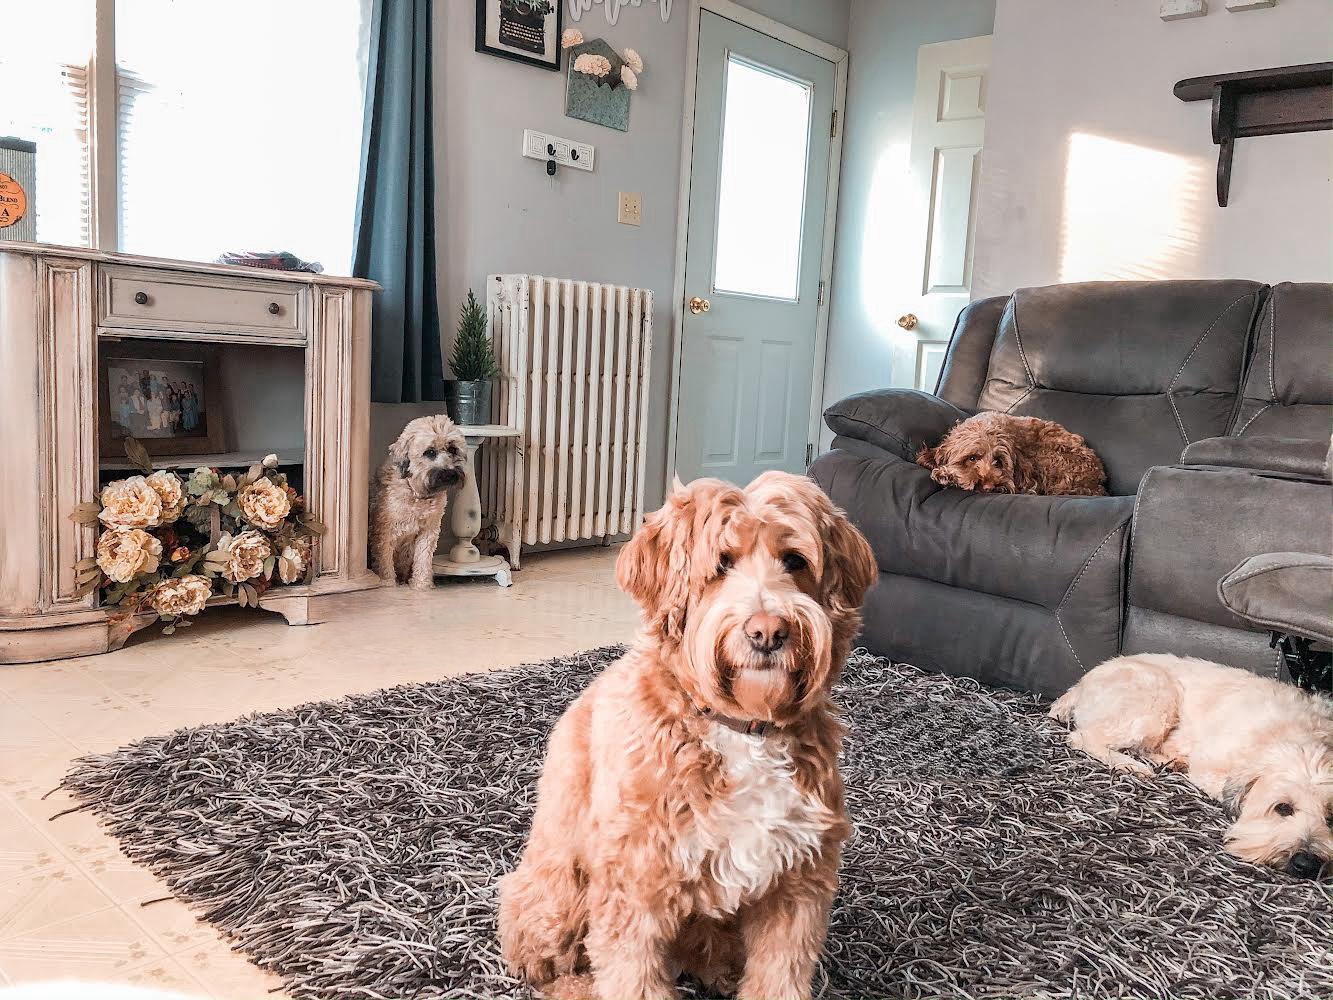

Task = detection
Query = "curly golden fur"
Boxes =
[368,414,468,590]
[498,472,877,1000]
[1051,654,1333,879]
[916,411,1107,496]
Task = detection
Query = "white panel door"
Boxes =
[674,10,837,485]
[895,35,991,390]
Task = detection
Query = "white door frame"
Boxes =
[663,0,848,493]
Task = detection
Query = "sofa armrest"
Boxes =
[1218,552,1333,645]
[823,389,973,462]
[1181,436,1330,480]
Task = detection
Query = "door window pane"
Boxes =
[712,55,812,301]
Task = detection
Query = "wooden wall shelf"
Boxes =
[1175,62,1333,207]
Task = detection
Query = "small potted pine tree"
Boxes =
[444,290,500,426]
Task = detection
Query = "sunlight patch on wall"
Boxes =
[1059,132,1206,283]
[859,143,917,348]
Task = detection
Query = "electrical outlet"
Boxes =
[522,129,594,172]
[618,191,642,226]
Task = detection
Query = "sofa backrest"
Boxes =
[973,280,1264,495]
[1231,282,1333,440]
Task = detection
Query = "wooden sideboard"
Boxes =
[0,243,381,664]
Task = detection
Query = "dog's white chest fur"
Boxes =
[677,724,832,914]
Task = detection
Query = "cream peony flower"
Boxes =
[574,53,612,78]
[621,66,638,91]
[96,528,162,584]
[215,530,271,584]
[237,477,291,531]
[98,476,163,529]
[277,543,308,584]
[622,47,643,73]
[147,575,211,618]
[145,470,186,524]
[561,27,584,49]
[262,453,280,469]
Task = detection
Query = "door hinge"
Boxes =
[817,279,826,307]
[830,110,839,138]
[805,443,814,466]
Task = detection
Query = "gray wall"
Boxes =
[972,0,1333,298]
[820,0,996,441]
[373,0,850,501]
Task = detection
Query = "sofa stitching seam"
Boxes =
[1124,469,1154,607]
[1053,520,1126,674]
[1268,292,1277,402]
[1235,402,1272,436]
[1011,296,1036,388]
[1166,291,1252,447]
[1053,610,1084,671]
[1222,560,1329,588]
[1058,522,1127,613]
[1004,386,1035,414]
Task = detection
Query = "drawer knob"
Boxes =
[134,291,149,305]
[268,302,280,315]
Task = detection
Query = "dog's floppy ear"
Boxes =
[1221,775,1257,819]
[915,445,938,470]
[617,477,735,642]
[396,460,411,479]
[821,502,877,616]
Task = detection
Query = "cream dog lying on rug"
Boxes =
[498,472,876,1000]
[1051,653,1333,878]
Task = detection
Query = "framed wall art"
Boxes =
[476,0,564,71]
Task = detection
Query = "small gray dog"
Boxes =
[370,414,468,590]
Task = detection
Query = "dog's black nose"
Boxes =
[427,468,463,492]
[745,613,789,654]
[1286,851,1326,880]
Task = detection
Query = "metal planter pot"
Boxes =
[443,380,493,427]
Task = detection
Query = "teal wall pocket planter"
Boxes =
[565,39,632,132]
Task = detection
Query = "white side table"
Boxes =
[432,424,520,587]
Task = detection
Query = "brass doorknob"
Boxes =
[897,313,919,330]
[688,296,711,315]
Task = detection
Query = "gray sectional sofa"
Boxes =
[811,280,1332,697]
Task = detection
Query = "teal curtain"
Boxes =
[353,0,445,403]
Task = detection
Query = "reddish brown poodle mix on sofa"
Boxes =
[917,412,1108,496]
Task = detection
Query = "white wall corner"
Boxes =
[1160,0,1208,20]
[1225,0,1277,11]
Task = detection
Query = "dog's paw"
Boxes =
[409,576,436,592]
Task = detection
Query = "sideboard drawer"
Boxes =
[99,267,306,342]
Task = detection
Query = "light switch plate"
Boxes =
[618,191,642,226]
[1160,0,1207,18]
[522,129,595,172]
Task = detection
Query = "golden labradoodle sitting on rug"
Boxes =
[1051,653,1333,878]
[498,472,877,1000]
[369,414,467,590]
[916,411,1107,496]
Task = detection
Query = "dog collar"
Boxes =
[698,705,779,738]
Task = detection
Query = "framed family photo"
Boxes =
[99,346,227,458]
[476,0,563,71]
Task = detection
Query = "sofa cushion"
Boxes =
[823,389,972,462]
[1232,282,1333,440]
[976,280,1263,494]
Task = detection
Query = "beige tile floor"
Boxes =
[0,547,637,998]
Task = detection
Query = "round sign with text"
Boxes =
[0,172,28,229]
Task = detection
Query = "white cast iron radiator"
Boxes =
[481,274,654,568]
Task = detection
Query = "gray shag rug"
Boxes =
[61,647,1332,1000]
